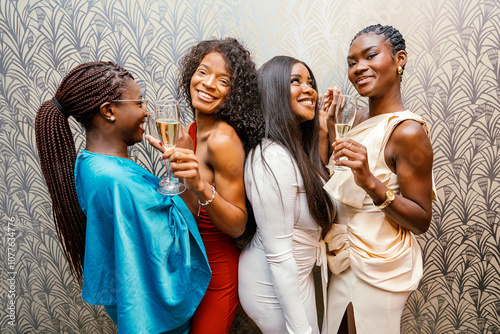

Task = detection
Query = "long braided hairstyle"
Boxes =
[35,61,133,284]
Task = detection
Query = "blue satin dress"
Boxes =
[74,150,211,334]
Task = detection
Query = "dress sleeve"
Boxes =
[246,143,312,334]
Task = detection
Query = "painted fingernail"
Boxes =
[159,142,163,147]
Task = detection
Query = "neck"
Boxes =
[368,86,405,117]
[85,130,130,159]
[195,109,216,132]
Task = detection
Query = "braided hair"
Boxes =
[35,61,133,284]
[351,24,407,78]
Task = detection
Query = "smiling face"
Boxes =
[289,62,317,123]
[347,32,406,98]
[112,79,147,146]
[189,52,231,115]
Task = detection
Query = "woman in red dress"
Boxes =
[148,38,263,333]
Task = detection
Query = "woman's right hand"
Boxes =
[146,133,207,193]
[162,148,206,193]
[176,122,194,150]
[145,122,193,152]
[332,137,378,191]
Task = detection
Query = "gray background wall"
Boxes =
[0,0,499,333]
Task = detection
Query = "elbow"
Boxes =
[229,226,246,239]
[227,217,247,239]
[408,205,433,235]
[413,226,428,236]
[412,219,431,235]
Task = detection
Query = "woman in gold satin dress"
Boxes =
[321,24,436,334]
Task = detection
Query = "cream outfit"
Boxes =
[239,140,328,334]
[323,111,436,334]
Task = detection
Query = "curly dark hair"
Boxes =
[351,24,407,78]
[35,61,133,284]
[178,37,264,153]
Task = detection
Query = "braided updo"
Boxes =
[351,24,407,77]
[35,61,133,284]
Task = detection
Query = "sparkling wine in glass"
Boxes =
[152,100,186,195]
[327,94,358,173]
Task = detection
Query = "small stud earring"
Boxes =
[398,66,404,75]
[110,116,115,121]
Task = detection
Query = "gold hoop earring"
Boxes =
[398,66,404,75]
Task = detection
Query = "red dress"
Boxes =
[188,122,240,334]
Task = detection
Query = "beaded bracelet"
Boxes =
[197,185,216,216]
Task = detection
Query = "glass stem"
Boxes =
[164,159,171,183]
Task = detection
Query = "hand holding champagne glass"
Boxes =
[327,94,358,173]
[151,100,186,195]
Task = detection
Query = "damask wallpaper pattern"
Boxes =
[0,0,499,333]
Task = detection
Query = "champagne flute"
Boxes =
[327,94,358,173]
[151,100,186,195]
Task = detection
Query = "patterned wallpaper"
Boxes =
[0,0,499,333]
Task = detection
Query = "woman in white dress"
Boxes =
[239,55,335,334]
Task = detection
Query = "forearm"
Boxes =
[319,130,329,165]
[321,117,337,165]
[194,181,247,238]
[268,259,312,333]
[327,117,337,148]
[251,147,311,332]
[365,177,432,235]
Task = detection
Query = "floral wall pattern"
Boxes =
[0,0,498,333]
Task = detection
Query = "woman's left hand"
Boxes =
[319,87,344,164]
[319,87,343,122]
[332,138,377,190]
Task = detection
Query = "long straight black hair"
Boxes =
[252,55,335,235]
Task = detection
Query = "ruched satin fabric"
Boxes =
[75,150,211,334]
[323,111,436,292]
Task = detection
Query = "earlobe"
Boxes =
[100,102,115,122]
[397,50,408,69]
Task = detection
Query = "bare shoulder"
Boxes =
[391,119,430,145]
[207,122,245,171]
[207,121,244,151]
[387,119,433,169]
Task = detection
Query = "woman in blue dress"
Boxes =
[35,61,211,334]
